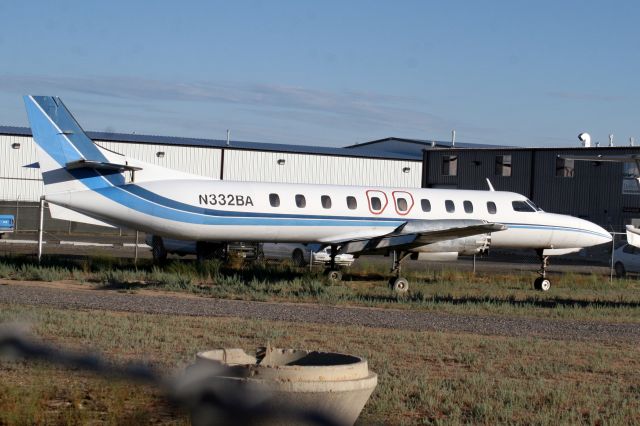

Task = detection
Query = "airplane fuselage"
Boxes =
[46,179,612,250]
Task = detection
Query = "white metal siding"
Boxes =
[96,141,222,179]
[1,134,422,203]
[0,135,42,201]
[223,150,422,187]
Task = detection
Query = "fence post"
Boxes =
[38,198,44,263]
[15,197,19,232]
[134,230,139,265]
[610,232,616,283]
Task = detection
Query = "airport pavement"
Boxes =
[0,281,637,343]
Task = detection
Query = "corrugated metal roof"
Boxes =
[346,137,511,150]
[0,126,421,161]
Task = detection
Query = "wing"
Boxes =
[336,219,507,254]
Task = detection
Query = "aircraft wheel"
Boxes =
[390,277,409,293]
[325,269,342,282]
[615,262,626,278]
[533,277,551,292]
[151,236,167,265]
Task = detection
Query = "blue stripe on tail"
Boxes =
[24,96,125,188]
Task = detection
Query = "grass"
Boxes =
[1,254,640,322]
[0,304,639,424]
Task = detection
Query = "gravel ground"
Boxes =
[1,282,638,342]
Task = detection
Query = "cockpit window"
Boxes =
[526,199,542,211]
[512,200,536,212]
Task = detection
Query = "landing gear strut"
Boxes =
[389,250,410,293]
[533,249,551,291]
[324,244,342,282]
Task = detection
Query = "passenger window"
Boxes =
[321,195,332,209]
[487,201,497,214]
[396,198,408,212]
[445,200,455,213]
[512,201,535,212]
[421,199,431,212]
[463,200,473,213]
[295,194,306,208]
[269,193,280,207]
[371,197,382,211]
[346,196,357,210]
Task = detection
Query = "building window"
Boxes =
[495,155,512,176]
[346,196,357,210]
[487,201,497,214]
[623,162,640,194]
[421,199,431,212]
[396,198,408,212]
[463,200,473,213]
[555,158,575,177]
[321,195,332,209]
[295,194,306,208]
[441,155,458,176]
[445,200,455,213]
[269,194,280,207]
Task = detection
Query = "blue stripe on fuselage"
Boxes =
[94,184,404,226]
[503,222,609,239]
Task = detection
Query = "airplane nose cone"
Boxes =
[585,221,612,247]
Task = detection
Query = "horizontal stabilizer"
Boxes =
[65,159,142,172]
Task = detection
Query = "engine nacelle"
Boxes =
[410,234,491,256]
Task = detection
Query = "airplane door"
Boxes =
[366,190,388,214]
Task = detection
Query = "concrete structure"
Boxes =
[194,347,377,425]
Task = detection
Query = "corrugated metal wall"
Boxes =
[0,135,43,202]
[96,140,222,179]
[1,134,422,205]
[423,147,640,230]
[223,150,421,186]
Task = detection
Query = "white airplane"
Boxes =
[23,96,611,292]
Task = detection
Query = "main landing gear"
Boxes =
[389,250,410,293]
[533,249,551,292]
[324,244,343,282]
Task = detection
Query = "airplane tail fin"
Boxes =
[23,95,125,195]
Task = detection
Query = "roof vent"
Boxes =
[578,132,591,148]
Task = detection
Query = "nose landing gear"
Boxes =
[534,249,551,291]
[389,250,410,293]
[324,244,343,283]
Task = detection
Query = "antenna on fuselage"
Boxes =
[486,178,495,191]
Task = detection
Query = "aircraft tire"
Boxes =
[390,277,409,293]
[615,262,626,278]
[292,249,306,267]
[151,236,167,265]
[533,277,551,292]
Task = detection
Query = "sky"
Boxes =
[0,0,638,148]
